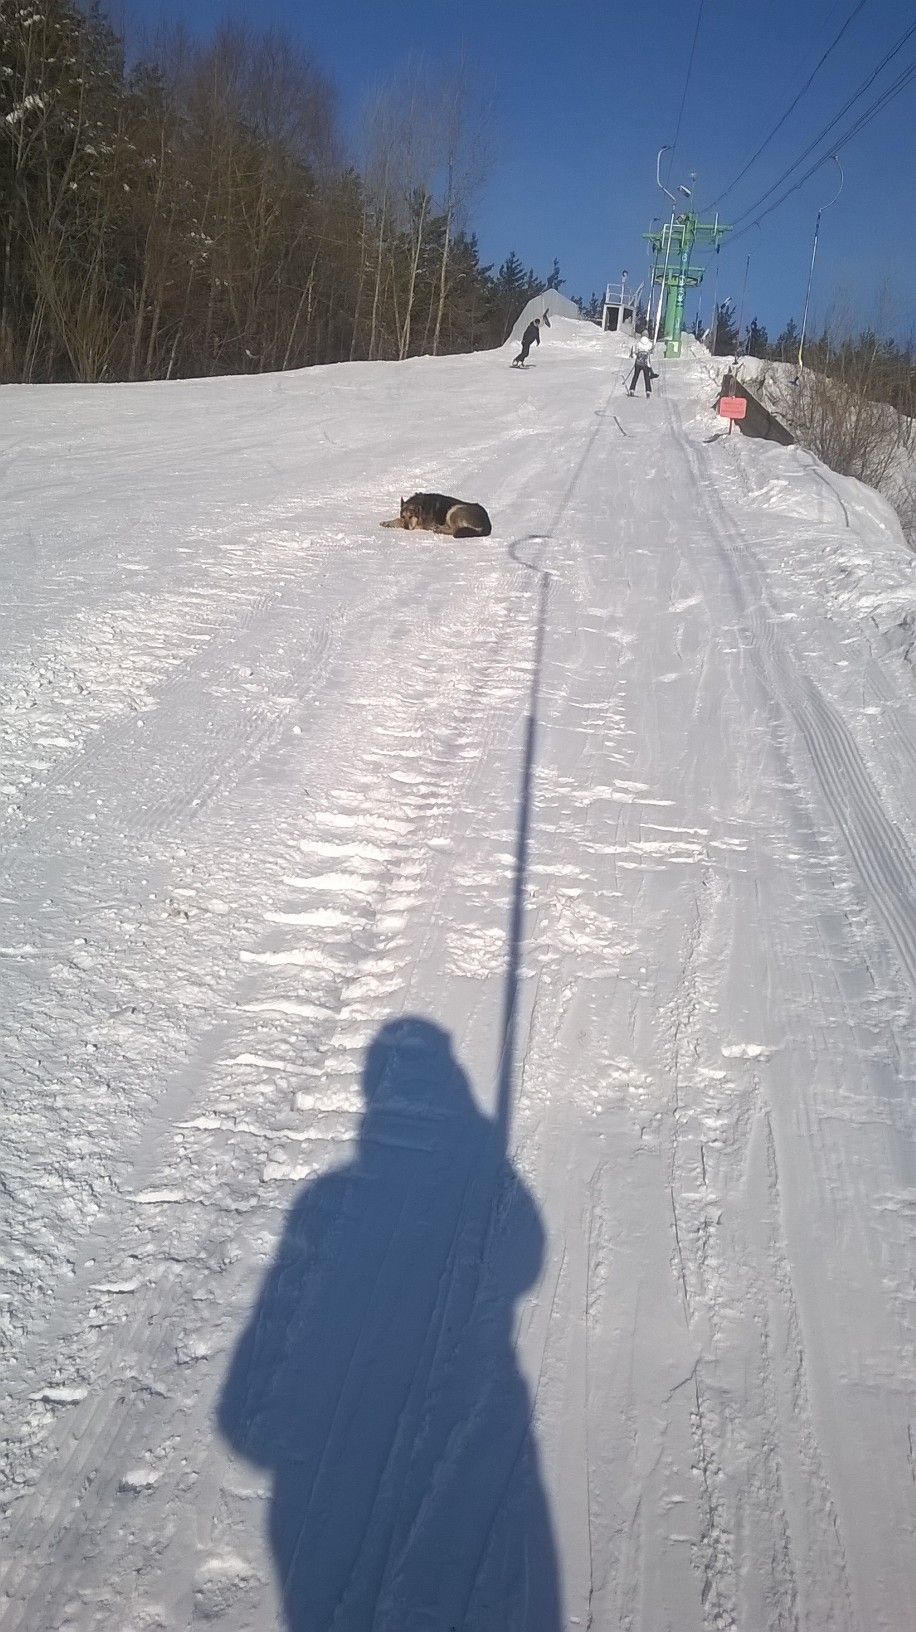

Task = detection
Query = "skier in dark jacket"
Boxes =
[512,317,541,367]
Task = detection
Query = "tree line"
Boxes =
[0,1,565,384]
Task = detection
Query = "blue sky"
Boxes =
[120,0,916,341]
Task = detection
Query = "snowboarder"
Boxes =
[628,332,654,397]
[512,316,541,368]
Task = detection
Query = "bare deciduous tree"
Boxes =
[765,294,916,547]
[0,2,529,383]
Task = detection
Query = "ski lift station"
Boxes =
[601,279,639,333]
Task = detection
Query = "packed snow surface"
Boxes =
[1,319,916,1631]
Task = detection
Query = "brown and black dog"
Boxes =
[380,492,492,539]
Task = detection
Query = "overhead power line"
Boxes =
[703,0,868,212]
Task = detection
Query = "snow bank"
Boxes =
[508,288,583,342]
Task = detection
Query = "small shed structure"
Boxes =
[601,280,639,333]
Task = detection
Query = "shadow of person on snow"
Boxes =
[218,1016,560,1632]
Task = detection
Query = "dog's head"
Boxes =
[400,496,423,529]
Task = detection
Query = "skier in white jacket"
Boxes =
[628,332,654,397]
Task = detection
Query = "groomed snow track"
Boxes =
[1,321,915,1631]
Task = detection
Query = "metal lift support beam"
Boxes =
[645,215,731,357]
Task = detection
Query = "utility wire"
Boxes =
[664,0,705,187]
[728,55,916,246]
[702,0,868,211]
[728,17,916,228]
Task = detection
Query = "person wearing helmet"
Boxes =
[628,331,654,396]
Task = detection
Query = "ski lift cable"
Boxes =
[727,17,916,229]
[729,20,916,228]
[727,56,916,246]
[700,0,868,213]
[663,0,706,188]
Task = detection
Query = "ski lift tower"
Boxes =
[646,209,730,358]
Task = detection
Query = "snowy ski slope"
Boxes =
[1,318,915,1630]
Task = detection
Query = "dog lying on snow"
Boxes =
[380,492,492,538]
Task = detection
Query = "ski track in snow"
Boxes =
[1,324,915,1631]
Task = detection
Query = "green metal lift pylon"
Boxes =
[645,214,730,358]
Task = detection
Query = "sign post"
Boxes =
[718,395,747,436]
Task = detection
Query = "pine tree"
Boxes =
[545,257,564,291]
[494,252,526,298]
[493,251,531,339]
[712,302,739,355]
[773,318,800,362]
[577,290,602,323]
[745,317,769,358]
